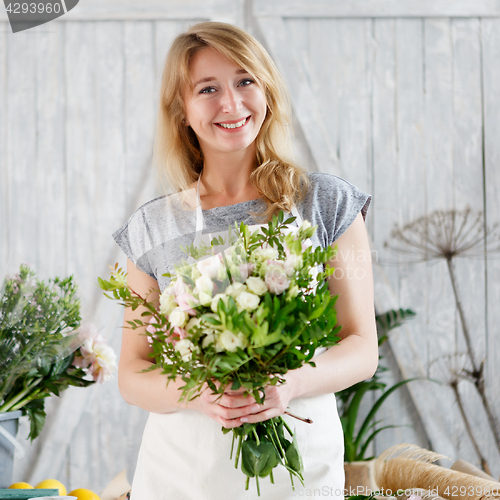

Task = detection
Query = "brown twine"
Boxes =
[375,444,500,500]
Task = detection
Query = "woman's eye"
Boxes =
[199,86,216,94]
[239,78,254,87]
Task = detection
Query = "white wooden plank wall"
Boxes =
[374,17,432,455]
[1,0,500,490]
[483,17,500,465]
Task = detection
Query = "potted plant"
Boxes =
[338,308,416,492]
[0,265,117,487]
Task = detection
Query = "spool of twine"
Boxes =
[451,460,498,483]
[375,444,500,500]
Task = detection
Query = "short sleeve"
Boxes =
[113,210,156,279]
[301,173,371,249]
[112,190,201,282]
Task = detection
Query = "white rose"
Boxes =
[202,332,216,349]
[197,254,222,279]
[169,307,188,328]
[253,244,279,261]
[300,220,312,231]
[265,263,290,295]
[283,253,302,277]
[211,293,228,313]
[175,339,197,361]
[217,330,246,352]
[235,291,260,312]
[159,289,177,316]
[225,282,247,298]
[245,276,268,296]
[198,291,213,306]
[195,275,214,296]
[185,317,201,334]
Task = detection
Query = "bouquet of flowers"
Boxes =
[99,212,341,494]
[0,265,117,440]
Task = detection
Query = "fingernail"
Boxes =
[240,417,248,422]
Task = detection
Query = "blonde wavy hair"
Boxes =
[154,21,309,220]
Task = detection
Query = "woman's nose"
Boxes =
[220,88,241,114]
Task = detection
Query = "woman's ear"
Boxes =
[182,117,189,126]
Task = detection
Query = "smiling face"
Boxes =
[183,47,267,161]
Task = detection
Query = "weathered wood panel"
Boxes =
[0,26,8,279]
[35,23,66,279]
[1,0,499,21]
[256,17,340,176]
[369,18,429,454]
[6,29,38,275]
[0,0,245,22]
[450,18,495,466]
[253,0,500,18]
[483,17,500,451]
[422,18,464,458]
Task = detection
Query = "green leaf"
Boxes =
[24,399,46,440]
[342,380,382,442]
[43,380,60,396]
[376,308,416,345]
[285,434,303,474]
[241,440,279,478]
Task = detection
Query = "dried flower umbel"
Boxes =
[386,208,500,473]
[385,208,500,262]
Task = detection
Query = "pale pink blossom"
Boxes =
[264,262,290,295]
[238,263,255,281]
[175,291,197,315]
[196,254,222,279]
[75,323,104,343]
[73,334,117,384]
[173,326,187,340]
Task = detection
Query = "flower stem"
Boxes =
[235,434,243,469]
[230,431,236,459]
[252,428,261,445]
[446,258,500,451]
[284,411,313,424]
[271,419,287,458]
[450,380,491,475]
[0,377,43,413]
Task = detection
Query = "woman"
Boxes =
[113,21,378,499]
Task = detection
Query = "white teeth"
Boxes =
[219,118,247,129]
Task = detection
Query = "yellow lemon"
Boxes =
[9,482,33,489]
[35,478,67,495]
[68,488,100,500]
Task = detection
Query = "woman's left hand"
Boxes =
[231,376,296,424]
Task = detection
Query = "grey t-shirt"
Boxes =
[113,172,371,291]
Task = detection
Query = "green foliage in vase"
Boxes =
[338,308,416,462]
[0,265,93,439]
